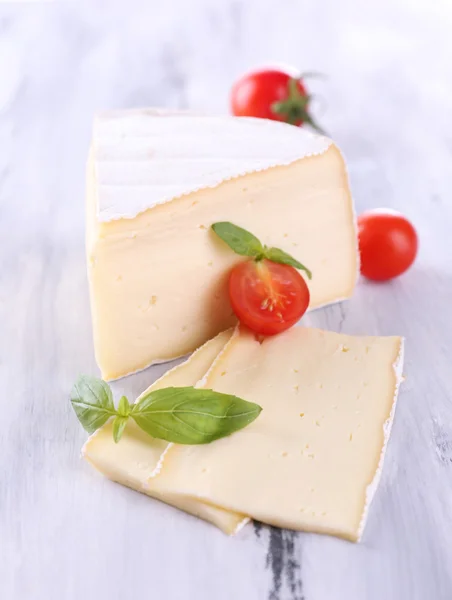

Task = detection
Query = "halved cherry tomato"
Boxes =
[358,210,418,281]
[228,259,310,335]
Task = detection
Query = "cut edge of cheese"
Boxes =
[196,324,242,389]
[148,325,242,478]
[81,328,249,535]
[357,337,405,541]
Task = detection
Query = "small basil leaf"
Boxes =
[118,395,131,417]
[70,375,117,434]
[264,247,312,279]
[131,386,262,445]
[212,222,264,259]
[112,416,128,443]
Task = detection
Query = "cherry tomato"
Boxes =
[358,210,418,281]
[230,67,323,132]
[228,259,310,335]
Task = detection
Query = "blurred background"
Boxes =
[1,0,451,240]
[1,1,452,599]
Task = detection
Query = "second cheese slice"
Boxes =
[149,326,404,541]
[87,110,358,380]
[82,329,248,535]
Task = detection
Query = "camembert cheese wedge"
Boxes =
[82,329,248,535]
[86,109,358,380]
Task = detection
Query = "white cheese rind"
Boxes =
[93,109,331,221]
[357,338,405,540]
[231,516,251,536]
[149,441,173,478]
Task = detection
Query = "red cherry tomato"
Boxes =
[230,67,325,133]
[358,210,418,281]
[228,259,310,335]
[231,68,307,125]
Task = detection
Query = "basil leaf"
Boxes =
[112,416,128,443]
[70,375,117,434]
[117,395,131,417]
[131,386,262,444]
[71,377,261,446]
[212,221,312,278]
[264,247,312,279]
[212,222,264,259]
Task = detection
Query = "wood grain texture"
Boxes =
[1,1,452,599]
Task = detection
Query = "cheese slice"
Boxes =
[87,109,358,380]
[82,329,249,535]
[149,326,404,541]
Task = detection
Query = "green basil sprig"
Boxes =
[211,222,312,279]
[71,375,262,445]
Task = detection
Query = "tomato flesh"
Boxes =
[358,210,418,281]
[228,259,310,335]
[230,68,307,125]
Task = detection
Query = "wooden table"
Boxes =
[1,2,452,599]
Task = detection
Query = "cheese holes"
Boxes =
[141,296,158,312]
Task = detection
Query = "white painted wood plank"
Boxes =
[1,2,452,599]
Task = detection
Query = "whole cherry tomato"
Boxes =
[230,67,324,133]
[358,210,418,281]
